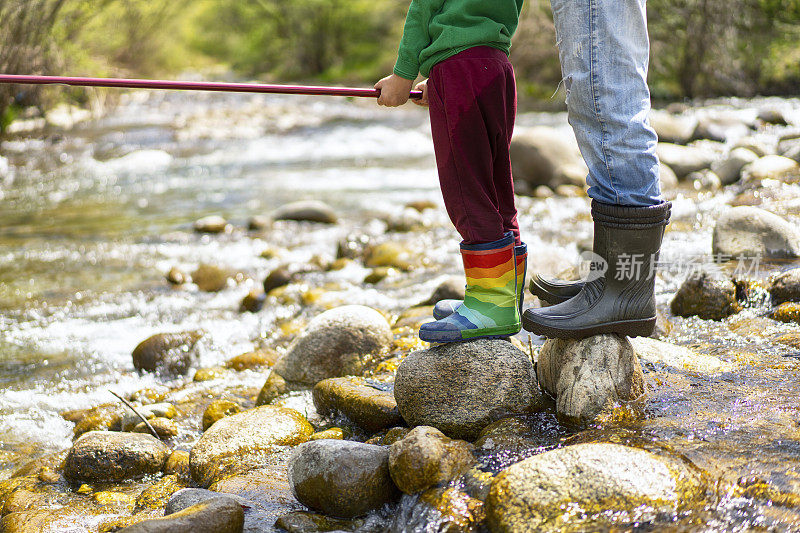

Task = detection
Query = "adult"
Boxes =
[523,0,672,338]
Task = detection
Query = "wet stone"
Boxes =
[121,403,177,431]
[272,305,393,386]
[485,443,707,532]
[275,511,364,533]
[202,399,243,431]
[133,417,178,438]
[289,440,398,519]
[166,267,190,286]
[263,267,294,294]
[770,268,800,306]
[193,366,227,382]
[670,271,742,320]
[308,427,345,441]
[312,377,403,433]
[771,302,800,324]
[226,348,279,371]
[118,496,244,533]
[537,335,645,425]
[63,431,169,483]
[132,331,204,377]
[133,474,184,512]
[388,426,476,495]
[272,200,338,224]
[256,372,289,406]
[393,339,543,440]
[189,405,313,487]
[193,215,230,234]
[163,450,191,482]
[71,404,123,438]
[240,290,266,313]
[420,276,465,306]
[193,264,236,292]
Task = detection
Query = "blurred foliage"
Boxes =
[1,0,800,127]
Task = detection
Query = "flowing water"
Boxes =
[1,90,800,531]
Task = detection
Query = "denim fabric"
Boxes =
[550,0,662,206]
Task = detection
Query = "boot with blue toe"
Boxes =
[420,232,521,343]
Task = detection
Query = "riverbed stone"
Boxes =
[256,372,290,406]
[263,267,294,294]
[780,138,800,163]
[712,206,800,259]
[272,305,393,385]
[388,426,475,495]
[272,200,338,224]
[193,264,235,292]
[659,163,679,191]
[193,215,230,234]
[393,340,542,440]
[189,405,313,487]
[71,404,123,437]
[274,512,363,533]
[711,147,759,185]
[670,271,742,320]
[692,115,753,143]
[63,431,169,483]
[312,377,402,433]
[485,443,706,532]
[202,399,244,431]
[121,402,177,431]
[510,127,587,193]
[133,474,184,512]
[649,110,697,144]
[118,497,244,533]
[288,440,398,518]
[537,335,645,425]
[741,155,800,183]
[656,142,716,179]
[771,302,800,324]
[133,417,178,438]
[226,348,279,371]
[758,107,790,126]
[630,337,733,374]
[164,450,191,481]
[770,268,800,305]
[132,331,204,376]
[166,267,190,286]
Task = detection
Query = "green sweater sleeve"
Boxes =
[394,0,444,80]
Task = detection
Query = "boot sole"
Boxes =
[521,316,656,339]
[420,323,522,343]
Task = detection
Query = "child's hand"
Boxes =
[412,79,428,107]
[375,74,414,107]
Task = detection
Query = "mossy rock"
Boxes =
[312,377,402,433]
[202,400,243,432]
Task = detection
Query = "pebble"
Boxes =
[272,200,338,224]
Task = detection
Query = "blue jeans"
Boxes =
[550,0,661,206]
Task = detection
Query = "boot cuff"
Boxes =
[591,201,671,229]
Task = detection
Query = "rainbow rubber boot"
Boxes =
[433,242,527,319]
[419,232,521,343]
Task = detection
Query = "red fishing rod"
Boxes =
[0,74,423,99]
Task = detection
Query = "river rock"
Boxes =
[711,147,759,185]
[630,337,733,374]
[166,267,190,286]
[485,443,706,532]
[649,110,697,144]
[537,335,645,425]
[189,405,313,487]
[132,331,203,376]
[193,215,230,234]
[256,372,289,406]
[312,377,402,433]
[164,450,191,481]
[770,268,800,305]
[659,163,679,191]
[118,497,244,533]
[121,402,177,431]
[240,290,265,313]
[670,271,741,320]
[712,206,800,260]
[510,127,587,192]
[393,339,542,440]
[63,431,169,483]
[272,305,393,385]
[272,200,338,224]
[274,512,363,533]
[70,404,123,437]
[758,107,789,126]
[780,138,800,163]
[288,440,397,518]
[656,142,716,179]
[388,426,475,495]
[741,155,800,183]
[193,264,235,292]
[771,302,800,324]
[202,399,243,431]
[364,241,414,270]
[421,276,465,306]
[692,115,753,143]
[263,267,294,294]
[226,348,279,371]
[166,488,275,533]
[133,417,178,438]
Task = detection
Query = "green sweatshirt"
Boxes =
[394,0,525,80]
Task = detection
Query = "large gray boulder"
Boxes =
[712,206,800,260]
[537,335,645,425]
[394,340,543,440]
[288,440,398,518]
[132,331,204,376]
[510,127,587,192]
[388,426,475,495]
[64,431,169,483]
[485,443,706,532]
[272,305,393,385]
[118,497,244,533]
[189,406,313,487]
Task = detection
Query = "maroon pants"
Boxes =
[428,46,520,246]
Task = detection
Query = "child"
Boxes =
[375,0,527,343]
